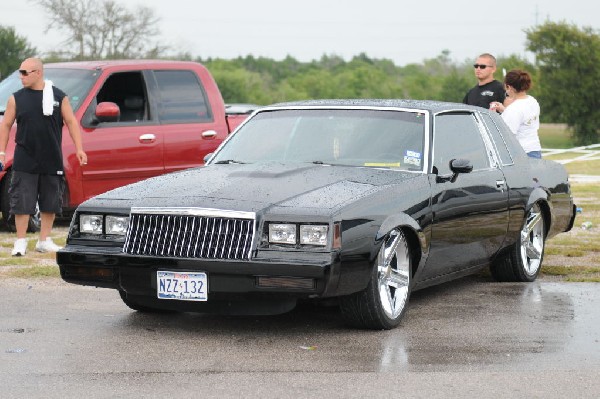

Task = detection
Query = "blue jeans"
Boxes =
[527,151,542,159]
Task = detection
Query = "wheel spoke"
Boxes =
[383,233,401,266]
[525,211,542,235]
[387,268,409,289]
[525,239,542,260]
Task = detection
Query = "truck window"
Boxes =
[154,70,213,123]
[95,72,149,123]
[81,71,149,126]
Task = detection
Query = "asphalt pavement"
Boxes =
[1,276,599,398]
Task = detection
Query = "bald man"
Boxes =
[0,58,87,256]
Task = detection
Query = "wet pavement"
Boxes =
[1,276,599,397]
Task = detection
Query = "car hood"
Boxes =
[87,162,420,214]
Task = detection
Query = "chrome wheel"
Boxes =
[519,203,545,277]
[340,228,412,329]
[377,229,410,320]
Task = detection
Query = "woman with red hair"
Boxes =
[491,69,542,159]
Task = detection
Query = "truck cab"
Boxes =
[0,60,251,230]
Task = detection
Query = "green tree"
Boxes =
[439,69,471,103]
[526,21,600,144]
[208,65,272,104]
[0,26,36,81]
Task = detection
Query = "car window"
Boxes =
[212,109,426,171]
[433,112,489,175]
[154,70,213,123]
[481,113,514,165]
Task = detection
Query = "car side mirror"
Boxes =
[449,158,473,182]
[91,102,120,125]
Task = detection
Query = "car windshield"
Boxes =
[212,108,427,171]
[0,68,99,114]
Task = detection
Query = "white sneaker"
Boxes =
[11,238,28,256]
[35,237,62,253]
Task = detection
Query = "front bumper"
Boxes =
[57,245,341,301]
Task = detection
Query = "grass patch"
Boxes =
[547,235,600,250]
[571,182,600,195]
[541,180,599,280]
[538,123,599,175]
[545,247,585,257]
[53,236,66,246]
[564,159,600,176]
[6,266,60,278]
[0,258,35,267]
[539,124,574,149]
[542,265,600,275]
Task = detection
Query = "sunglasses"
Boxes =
[473,64,493,70]
[18,69,37,76]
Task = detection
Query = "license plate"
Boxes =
[157,271,208,301]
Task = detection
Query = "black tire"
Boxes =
[118,290,175,313]
[490,202,545,282]
[340,229,412,330]
[1,170,41,233]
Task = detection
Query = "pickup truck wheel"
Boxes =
[340,228,411,330]
[490,202,545,282]
[1,170,41,233]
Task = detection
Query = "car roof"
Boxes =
[269,99,481,113]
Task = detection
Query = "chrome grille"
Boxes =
[123,208,256,260]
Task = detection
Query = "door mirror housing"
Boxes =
[92,102,120,124]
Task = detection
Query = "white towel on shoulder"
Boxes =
[42,80,54,116]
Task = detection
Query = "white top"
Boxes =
[501,95,541,152]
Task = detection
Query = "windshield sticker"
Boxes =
[403,150,422,167]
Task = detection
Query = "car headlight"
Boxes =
[300,225,328,246]
[106,216,130,235]
[79,214,130,236]
[267,223,329,246]
[269,223,296,244]
[80,214,103,234]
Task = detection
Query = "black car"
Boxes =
[57,100,576,330]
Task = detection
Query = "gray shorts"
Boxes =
[9,171,65,215]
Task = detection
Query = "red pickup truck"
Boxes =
[0,60,253,231]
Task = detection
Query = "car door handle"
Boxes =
[201,130,217,138]
[496,180,506,188]
[139,133,156,143]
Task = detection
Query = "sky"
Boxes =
[1,0,599,66]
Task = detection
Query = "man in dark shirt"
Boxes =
[463,53,507,109]
[0,58,87,256]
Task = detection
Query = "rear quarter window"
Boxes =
[481,113,514,165]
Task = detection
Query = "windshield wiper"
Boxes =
[214,159,246,164]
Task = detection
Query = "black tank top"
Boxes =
[13,86,66,174]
